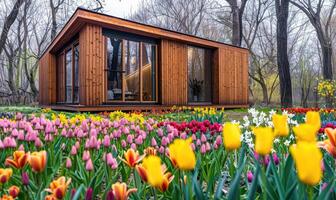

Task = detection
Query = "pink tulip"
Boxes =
[151,137,157,146]
[86,159,94,171]
[83,151,90,161]
[103,135,110,147]
[158,128,163,137]
[200,144,206,154]
[70,145,77,155]
[121,140,127,148]
[131,143,136,150]
[34,138,43,148]
[201,134,207,142]
[66,158,72,168]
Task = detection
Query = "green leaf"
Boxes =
[270,156,285,200]
[72,184,85,200]
[192,161,206,200]
[214,172,226,200]
[247,165,260,200]
[317,180,335,200]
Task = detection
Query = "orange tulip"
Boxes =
[0,168,13,184]
[5,151,29,169]
[318,128,336,157]
[8,186,20,198]
[45,195,57,200]
[119,149,144,168]
[157,171,174,192]
[1,195,14,200]
[144,147,157,156]
[111,182,137,200]
[29,151,47,172]
[45,176,71,200]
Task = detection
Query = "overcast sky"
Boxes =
[104,0,141,18]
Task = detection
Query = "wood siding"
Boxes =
[39,52,56,105]
[56,52,65,102]
[79,24,105,106]
[217,47,249,105]
[160,39,188,105]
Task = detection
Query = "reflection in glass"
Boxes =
[141,43,156,101]
[65,49,73,103]
[124,41,140,101]
[188,46,212,102]
[107,38,123,100]
[74,45,79,103]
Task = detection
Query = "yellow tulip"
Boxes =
[222,123,241,150]
[272,114,289,136]
[290,142,322,185]
[142,156,164,187]
[252,127,275,156]
[306,111,321,132]
[168,138,196,170]
[293,124,316,142]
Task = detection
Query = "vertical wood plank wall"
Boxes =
[79,24,105,106]
[217,46,249,105]
[39,53,56,105]
[160,39,188,105]
[56,53,65,102]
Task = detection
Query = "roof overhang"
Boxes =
[42,7,248,58]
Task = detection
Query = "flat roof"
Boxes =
[41,7,247,58]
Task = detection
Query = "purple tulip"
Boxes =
[22,172,30,185]
[247,171,253,183]
[85,187,93,200]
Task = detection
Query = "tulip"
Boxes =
[106,190,114,200]
[70,145,77,155]
[318,128,336,157]
[141,156,164,187]
[272,114,289,136]
[247,171,253,183]
[252,127,275,156]
[86,159,94,171]
[0,168,13,184]
[29,151,47,172]
[222,123,241,150]
[1,195,15,200]
[290,142,322,185]
[306,111,321,132]
[293,124,316,142]
[111,182,137,200]
[45,176,71,199]
[66,158,72,168]
[82,151,90,161]
[120,149,144,168]
[144,147,157,156]
[85,187,93,200]
[21,172,29,185]
[168,138,196,170]
[5,150,29,169]
[8,185,20,198]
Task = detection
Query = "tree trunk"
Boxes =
[275,0,292,108]
[231,4,241,46]
[50,0,57,40]
[0,0,25,55]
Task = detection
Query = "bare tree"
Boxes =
[0,0,25,55]
[290,0,336,80]
[275,0,292,107]
[49,0,66,40]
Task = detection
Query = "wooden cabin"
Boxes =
[39,8,249,112]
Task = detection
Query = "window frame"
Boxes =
[187,45,213,104]
[57,40,79,104]
[104,31,158,104]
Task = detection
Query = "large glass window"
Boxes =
[141,43,156,101]
[105,32,157,103]
[188,46,212,102]
[65,49,73,103]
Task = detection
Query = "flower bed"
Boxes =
[0,108,335,199]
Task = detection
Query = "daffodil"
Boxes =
[252,127,275,156]
[290,142,322,185]
[168,138,196,170]
[222,122,241,150]
[272,114,289,136]
[306,111,321,132]
[293,124,316,142]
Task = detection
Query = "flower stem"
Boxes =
[151,187,157,200]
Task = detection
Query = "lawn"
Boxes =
[0,106,335,199]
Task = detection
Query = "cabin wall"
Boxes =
[160,39,188,105]
[79,24,105,106]
[217,46,249,105]
[39,52,56,105]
